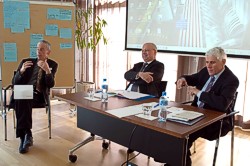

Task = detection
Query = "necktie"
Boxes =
[140,62,148,72]
[131,63,148,92]
[36,68,43,92]
[198,76,215,108]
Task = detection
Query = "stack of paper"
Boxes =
[167,110,204,125]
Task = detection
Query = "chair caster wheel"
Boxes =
[69,154,77,163]
[102,141,110,149]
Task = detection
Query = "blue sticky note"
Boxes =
[59,9,72,20]
[60,43,72,49]
[60,28,72,39]
[4,43,17,62]
[47,8,60,20]
[3,1,17,28]
[46,24,58,36]
[11,25,25,33]
[3,1,30,30]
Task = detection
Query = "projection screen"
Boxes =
[125,0,250,58]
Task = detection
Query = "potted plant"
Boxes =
[75,5,108,82]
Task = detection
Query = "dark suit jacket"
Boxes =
[124,59,164,97]
[11,58,58,105]
[182,65,239,139]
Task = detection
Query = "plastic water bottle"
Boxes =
[158,91,168,122]
[101,78,108,103]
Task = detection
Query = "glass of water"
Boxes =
[87,87,95,99]
[142,103,153,116]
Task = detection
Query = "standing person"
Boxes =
[176,47,239,165]
[12,40,58,154]
[124,42,164,97]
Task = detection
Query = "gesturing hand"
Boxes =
[37,60,51,74]
[20,61,33,74]
[176,78,187,89]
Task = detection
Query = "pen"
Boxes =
[154,103,159,108]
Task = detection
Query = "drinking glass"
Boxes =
[87,87,95,99]
[142,103,153,116]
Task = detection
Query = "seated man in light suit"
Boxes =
[11,40,58,154]
[124,42,164,97]
[176,47,239,166]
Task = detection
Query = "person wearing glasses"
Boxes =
[176,47,239,166]
[124,42,164,97]
[11,40,58,154]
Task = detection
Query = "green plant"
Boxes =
[75,6,108,82]
[75,7,108,50]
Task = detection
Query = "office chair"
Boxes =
[181,92,238,166]
[157,81,168,98]
[3,84,52,141]
[212,92,238,166]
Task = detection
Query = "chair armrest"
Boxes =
[181,101,193,105]
[226,111,239,118]
[3,84,13,91]
[2,84,14,109]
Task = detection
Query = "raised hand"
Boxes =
[37,60,51,74]
[176,78,188,89]
[20,61,33,74]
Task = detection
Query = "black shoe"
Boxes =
[23,134,33,149]
[19,138,29,154]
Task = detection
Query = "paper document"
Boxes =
[14,85,33,99]
[173,111,203,121]
[166,107,183,113]
[106,104,142,118]
[106,102,158,118]
[84,97,101,101]
[114,90,151,100]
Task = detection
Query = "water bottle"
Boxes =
[101,78,108,103]
[158,91,168,122]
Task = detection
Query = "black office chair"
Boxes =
[181,92,238,166]
[157,81,168,98]
[213,92,238,166]
[3,84,52,141]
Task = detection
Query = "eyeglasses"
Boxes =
[141,49,153,52]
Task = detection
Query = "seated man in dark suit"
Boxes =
[12,40,58,154]
[176,47,239,166]
[124,42,164,97]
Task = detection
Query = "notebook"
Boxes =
[167,110,204,125]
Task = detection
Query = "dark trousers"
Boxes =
[15,91,45,138]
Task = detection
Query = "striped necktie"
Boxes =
[140,62,148,72]
[36,68,43,92]
[198,76,215,108]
